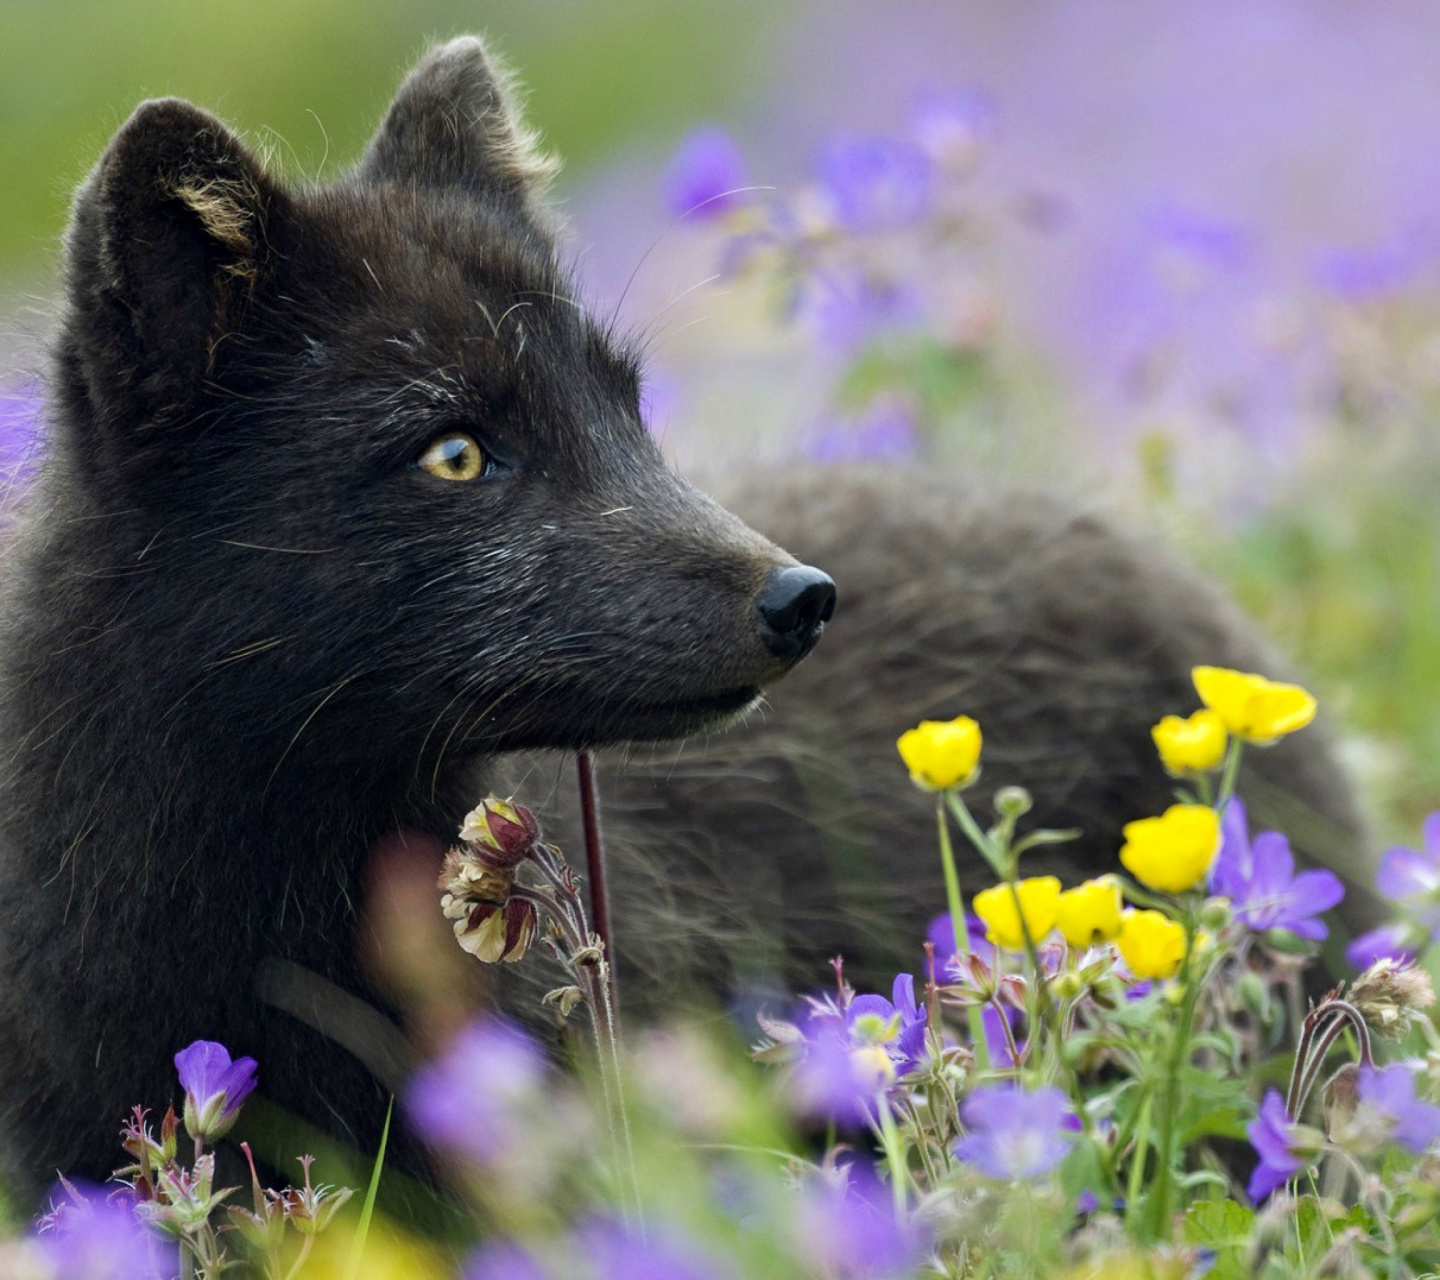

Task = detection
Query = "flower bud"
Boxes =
[458,797,541,867]
[1198,897,1232,932]
[1051,972,1085,1001]
[1323,1063,1360,1140]
[993,786,1033,820]
[174,1040,258,1145]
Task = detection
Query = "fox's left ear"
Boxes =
[359,36,559,227]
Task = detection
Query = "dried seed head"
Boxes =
[1349,958,1436,1041]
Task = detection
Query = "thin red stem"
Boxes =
[576,750,616,1002]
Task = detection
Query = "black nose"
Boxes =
[757,565,837,663]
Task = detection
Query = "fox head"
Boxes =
[49,37,835,774]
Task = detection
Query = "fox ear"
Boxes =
[62,98,287,438]
[359,36,559,224]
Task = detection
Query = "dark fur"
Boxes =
[0,38,1377,1195]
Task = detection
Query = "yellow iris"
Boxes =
[973,876,1061,950]
[1119,804,1221,894]
[1055,878,1124,948]
[1191,665,1317,744]
[896,715,982,790]
[1150,709,1228,776]
[1116,908,1189,980]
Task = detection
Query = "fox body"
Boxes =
[0,39,1371,1193]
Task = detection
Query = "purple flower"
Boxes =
[579,1217,735,1280]
[664,126,747,220]
[33,1181,176,1280]
[1346,813,1440,968]
[846,972,928,1074]
[801,270,922,356]
[792,1162,927,1279]
[807,399,919,464]
[1315,241,1421,301]
[465,1241,550,1280]
[174,1039,257,1142]
[910,90,996,167]
[404,1017,543,1164]
[1356,1064,1440,1153]
[926,912,993,967]
[815,135,934,233]
[1246,1090,1309,1201]
[1210,799,1344,939]
[955,1083,1077,1180]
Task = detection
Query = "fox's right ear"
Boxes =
[61,98,289,443]
[357,36,559,229]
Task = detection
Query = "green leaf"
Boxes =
[1183,1199,1255,1280]
[343,1097,392,1280]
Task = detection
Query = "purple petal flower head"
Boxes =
[807,398,919,464]
[1356,1063,1440,1153]
[33,1181,176,1280]
[404,1017,543,1164]
[845,972,928,1075]
[801,270,922,358]
[815,135,934,233]
[174,1039,258,1143]
[465,1240,550,1280]
[1148,205,1252,285]
[1246,1090,1310,1201]
[664,125,747,221]
[1315,241,1421,302]
[1347,813,1440,967]
[1210,799,1344,940]
[910,89,996,169]
[955,1083,1077,1180]
[579,1216,736,1280]
[926,912,993,968]
[792,1162,927,1279]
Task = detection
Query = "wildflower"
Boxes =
[465,1241,550,1280]
[33,1181,176,1280]
[972,877,1061,950]
[1348,957,1436,1041]
[1150,709,1227,776]
[801,271,922,358]
[458,796,540,866]
[442,894,538,964]
[1246,1090,1318,1201]
[1115,909,1187,981]
[955,1083,1077,1180]
[1345,813,1440,966]
[808,398,919,464]
[404,1018,544,1165]
[793,1162,927,1279]
[1119,804,1220,894]
[663,125,747,220]
[815,134,934,233]
[1191,666,1317,744]
[896,715,981,790]
[910,90,995,169]
[1355,1064,1440,1153]
[1209,799,1344,938]
[174,1039,257,1144]
[1055,878,1123,947]
[579,1215,737,1280]
[274,1154,353,1236]
[847,973,928,1075]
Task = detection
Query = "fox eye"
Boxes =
[416,432,489,482]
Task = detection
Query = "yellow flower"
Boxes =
[973,876,1061,950]
[1116,909,1188,980]
[1119,804,1221,894]
[1056,878,1124,947]
[1150,709,1227,775]
[896,715,982,790]
[1191,665,1317,744]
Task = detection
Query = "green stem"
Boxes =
[1213,739,1245,811]
[1146,916,1202,1241]
[875,1098,910,1216]
[1125,1088,1154,1227]
[935,795,990,1071]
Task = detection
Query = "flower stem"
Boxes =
[1145,915,1202,1241]
[935,796,990,1070]
[1214,739,1244,812]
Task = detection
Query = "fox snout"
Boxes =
[756,565,837,665]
